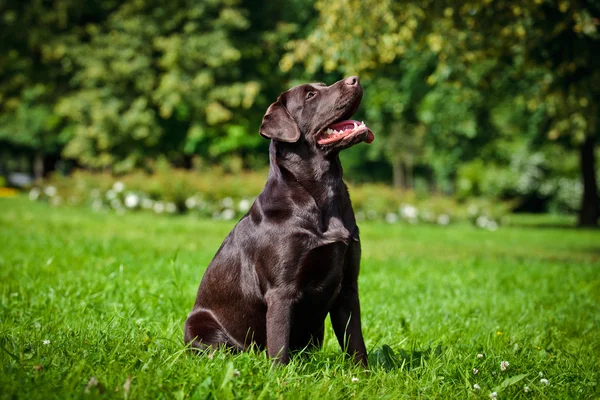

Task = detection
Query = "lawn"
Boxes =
[1,197,599,399]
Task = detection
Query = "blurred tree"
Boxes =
[54,0,262,172]
[0,0,117,178]
[285,0,600,226]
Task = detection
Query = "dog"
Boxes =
[184,76,374,366]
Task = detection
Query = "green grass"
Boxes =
[1,197,599,399]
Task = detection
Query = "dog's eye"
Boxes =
[306,92,316,100]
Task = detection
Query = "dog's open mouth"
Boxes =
[317,120,375,145]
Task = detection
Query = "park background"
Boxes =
[1,1,600,399]
[0,0,598,227]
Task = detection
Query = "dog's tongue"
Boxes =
[327,120,374,144]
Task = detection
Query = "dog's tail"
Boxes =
[184,308,242,352]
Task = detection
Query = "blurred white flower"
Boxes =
[468,204,479,215]
[141,198,154,209]
[113,181,125,192]
[166,202,177,213]
[221,209,235,220]
[540,378,549,385]
[185,197,197,209]
[524,386,530,393]
[476,215,489,228]
[153,202,165,214]
[238,199,251,212]
[473,384,481,390]
[43,340,50,345]
[385,212,398,224]
[473,368,479,375]
[233,369,240,377]
[421,210,435,222]
[487,220,499,231]
[106,189,117,200]
[124,193,139,208]
[500,361,509,371]
[50,196,62,206]
[477,353,484,359]
[29,188,41,200]
[437,214,450,226]
[110,199,121,209]
[489,392,497,398]
[221,197,234,208]
[351,377,359,383]
[400,204,418,220]
[44,186,57,197]
[539,372,544,377]
[90,189,100,198]
[92,200,102,212]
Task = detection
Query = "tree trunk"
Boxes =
[392,158,404,189]
[405,160,414,190]
[34,153,44,181]
[578,135,599,227]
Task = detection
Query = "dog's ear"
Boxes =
[259,99,301,143]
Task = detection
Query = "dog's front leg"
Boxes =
[330,241,368,367]
[265,289,294,364]
[330,285,368,367]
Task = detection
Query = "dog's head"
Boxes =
[259,77,374,153]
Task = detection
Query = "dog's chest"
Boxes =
[295,216,353,294]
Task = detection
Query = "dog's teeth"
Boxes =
[354,122,358,129]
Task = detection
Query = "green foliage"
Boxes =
[1,198,599,398]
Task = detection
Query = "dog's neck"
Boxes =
[268,141,347,206]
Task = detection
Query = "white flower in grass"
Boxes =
[113,181,125,192]
[468,204,479,215]
[500,361,509,371]
[166,202,177,213]
[476,215,489,228]
[437,214,450,226]
[487,220,498,231]
[141,198,154,209]
[540,378,549,385]
[124,193,139,208]
[473,368,479,374]
[90,189,100,198]
[92,200,102,212]
[473,384,481,390]
[110,199,121,209]
[477,353,484,359]
[221,197,234,208]
[185,197,197,209]
[233,369,240,377]
[238,199,251,212]
[400,204,418,220]
[44,186,57,197]
[351,377,359,383]
[43,340,50,345]
[538,371,544,377]
[489,392,497,398]
[29,188,41,200]
[221,209,235,221]
[385,212,398,224]
[106,189,117,200]
[524,386,530,393]
[153,202,165,214]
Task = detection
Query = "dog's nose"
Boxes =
[345,76,359,86]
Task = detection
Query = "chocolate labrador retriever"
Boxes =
[184,76,374,366]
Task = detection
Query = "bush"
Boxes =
[28,166,510,229]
